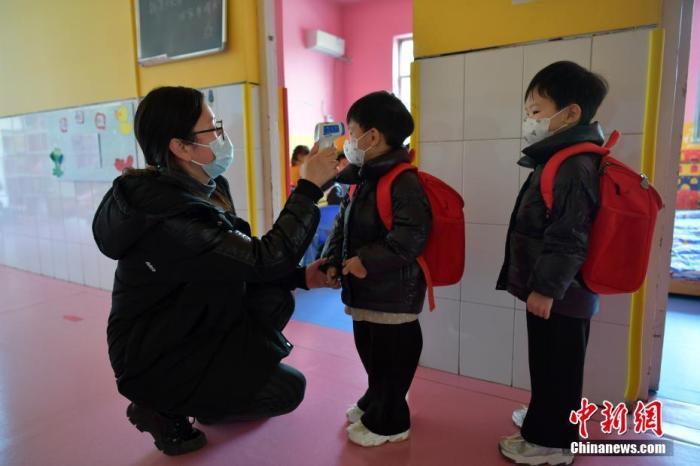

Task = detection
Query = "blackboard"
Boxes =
[136,0,227,65]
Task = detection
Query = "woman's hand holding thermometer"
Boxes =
[315,122,345,149]
[300,143,338,188]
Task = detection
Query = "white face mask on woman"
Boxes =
[190,133,234,179]
[521,107,570,147]
[343,131,375,167]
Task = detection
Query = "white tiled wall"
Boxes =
[420,55,465,142]
[419,298,461,374]
[610,133,644,172]
[583,321,630,402]
[0,84,262,291]
[418,30,650,403]
[512,310,530,389]
[595,294,633,326]
[465,47,524,140]
[460,302,515,386]
[461,223,513,309]
[522,38,593,93]
[463,139,521,225]
[592,30,649,135]
[209,84,265,234]
[419,142,463,195]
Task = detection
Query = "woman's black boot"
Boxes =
[126,402,207,455]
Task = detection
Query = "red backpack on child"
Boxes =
[539,130,663,294]
[372,151,465,310]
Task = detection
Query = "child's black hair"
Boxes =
[346,91,414,149]
[291,145,310,164]
[525,61,609,125]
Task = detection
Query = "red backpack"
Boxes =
[540,130,663,294]
[372,158,465,311]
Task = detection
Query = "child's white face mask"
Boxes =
[344,131,374,167]
[522,107,569,147]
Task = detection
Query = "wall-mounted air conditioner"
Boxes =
[305,29,345,58]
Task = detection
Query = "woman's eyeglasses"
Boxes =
[192,120,224,138]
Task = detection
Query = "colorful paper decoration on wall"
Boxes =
[114,155,134,173]
[115,105,133,135]
[677,122,700,210]
[41,101,138,181]
[49,147,64,178]
[95,112,106,130]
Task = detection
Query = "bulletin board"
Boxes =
[45,101,139,182]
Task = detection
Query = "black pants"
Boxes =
[353,319,423,436]
[521,312,591,449]
[202,286,306,423]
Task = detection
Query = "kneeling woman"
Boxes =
[93,87,338,455]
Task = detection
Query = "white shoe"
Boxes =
[347,421,410,447]
[346,421,365,434]
[346,404,364,424]
[498,433,574,465]
[512,405,528,428]
[502,431,523,442]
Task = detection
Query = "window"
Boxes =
[394,35,413,111]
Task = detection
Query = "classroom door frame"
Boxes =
[256,0,286,231]
[644,0,695,396]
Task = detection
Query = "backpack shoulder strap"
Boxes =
[376,162,417,231]
[540,130,620,211]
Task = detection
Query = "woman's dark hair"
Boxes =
[347,91,414,149]
[134,86,203,170]
[525,61,609,125]
[131,86,232,211]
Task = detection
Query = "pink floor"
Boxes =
[0,266,698,466]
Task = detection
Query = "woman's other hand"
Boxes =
[306,259,340,289]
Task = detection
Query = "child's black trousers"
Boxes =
[521,311,591,449]
[353,319,423,436]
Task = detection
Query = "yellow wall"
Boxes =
[414,0,662,58]
[0,0,259,118]
[0,0,138,117]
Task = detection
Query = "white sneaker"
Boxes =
[347,421,410,447]
[512,405,528,428]
[502,431,523,442]
[346,421,363,433]
[498,433,574,465]
[346,404,364,424]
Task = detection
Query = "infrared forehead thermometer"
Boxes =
[314,122,346,149]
